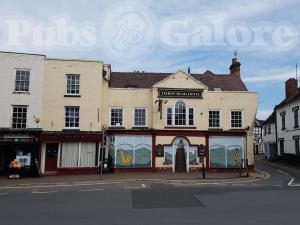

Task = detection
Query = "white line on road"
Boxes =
[79,188,104,192]
[277,170,290,176]
[32,191,58,194]
[124,183,146,189]
[287,178,300,186]
[288,178,294,186]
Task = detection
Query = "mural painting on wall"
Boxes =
[108,136,152,168]
[209,137,244,168]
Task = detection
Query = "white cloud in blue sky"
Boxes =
[0,0,299,119]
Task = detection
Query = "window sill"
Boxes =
[229,128,246,132]
[164,126,197,129]
[208,128,223,131]
[108,126,125,130]
[12,91,30,95]
[62,128,80,132]
[132,126,149,129]
[64,94,81,98]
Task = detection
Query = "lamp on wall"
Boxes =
[34,117,40,128]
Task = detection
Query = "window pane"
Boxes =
[15,70,30,92]
[11,106,27,129]
[66,74,80,94]
[231,111,242,128]
[65,107,79,128]
[175,101,186,125]
[111,108,123,126]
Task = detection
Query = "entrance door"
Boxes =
[175,146,186,172]
[45,143,59,172]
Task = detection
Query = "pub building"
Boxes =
[101,57,257,173]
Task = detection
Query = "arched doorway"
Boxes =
[173,137,189,173]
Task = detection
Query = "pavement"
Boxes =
[0,168,266,188]
[0,158,299,225]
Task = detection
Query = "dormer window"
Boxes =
[213,87,222,91]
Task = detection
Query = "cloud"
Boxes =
[244,66,296,83]
[257,109,273,120]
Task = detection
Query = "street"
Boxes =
[0,159,300,225]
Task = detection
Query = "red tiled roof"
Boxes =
[109,70,248,91]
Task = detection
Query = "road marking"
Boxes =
[0,181,126,190]
[287,178,300,186]
[0,193,8,195]
[272,184,284,187]
[124,183,146,189]
[277,170,290,176]
[79,188,104,192]
[231,183,245,186]
[32,191,57,194]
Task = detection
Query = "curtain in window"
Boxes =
[80,142,96,167]
[61,142,79,167]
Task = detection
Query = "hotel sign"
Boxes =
[158,88,203,99]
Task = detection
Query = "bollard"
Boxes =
[202,162,205,179]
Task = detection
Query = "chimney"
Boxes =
[229,58,241,78]
[285,78,298,99]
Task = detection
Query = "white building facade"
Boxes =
[275,78,300,157]
[0,52,45,174]
[262,111,277,159]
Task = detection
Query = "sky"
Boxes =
[0,0,299,120]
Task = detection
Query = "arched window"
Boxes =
[175,101,186,125]
[166,101,194,126]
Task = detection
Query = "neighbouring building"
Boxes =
[0,52,45,174]
[262,111,277,159]
[40,58,105,175]
[102,57,258,173]
[253,119,263,155]
[275,78,300,158]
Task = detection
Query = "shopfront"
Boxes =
[0,133,39,176]
[40,132,102,175]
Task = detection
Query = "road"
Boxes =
[0,159,299,225]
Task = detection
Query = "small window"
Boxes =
[12,106,27,128]
[213,87,222,91]
[15,69,30,92]
[281,112,286,130]
[209,110,220,128]
[293,107,299,128]
[65,106,79,128]
[134,108,146,126]
[110,108,123,126]
[295,138,300,155]
[268,125,271,134]
[66,74,80,95]
[231,111,242,128]
[188,108,194,126]
[167,107,172,125]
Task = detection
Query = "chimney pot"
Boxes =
[230,58,241,78]
[285,78,298,99]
